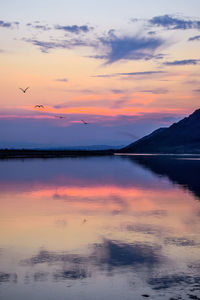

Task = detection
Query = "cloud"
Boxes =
[111,89,124,94]
[55,24,92,34]
[148,31,156,35]
[92,71,165,78]
[193,88,200,93]
[164,59,200,66]
[23,25,164,63]
[55,78,68,82]
[87,54,108,59]
[140,88,168,94]
[149,15,200,30]
[0,20,12,28]
[23,39,69,53]
[53,96,135,109]
[26,23,91,34]
[99,33,164,64]
[23,38,91,53]
[26,23,51,31]
[111,97,131,109]
[188,35,200,41]
[118,71,164,76]
[0,20,19,29]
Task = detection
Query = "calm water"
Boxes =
[0,155,200,300]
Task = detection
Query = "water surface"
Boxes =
[0,155,200,300]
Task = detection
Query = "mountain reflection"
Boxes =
[126,155,200,200]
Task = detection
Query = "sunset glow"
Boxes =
[1,0,200,147]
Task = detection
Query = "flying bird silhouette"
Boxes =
[19,87,29,93]
[81,119,88,124]
[35,105,44,108]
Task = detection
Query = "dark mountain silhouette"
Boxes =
[121,109,200,153]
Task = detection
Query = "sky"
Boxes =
[0,0,200,148]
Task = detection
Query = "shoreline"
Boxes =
[1,149,200,159]
[0,149,115,159]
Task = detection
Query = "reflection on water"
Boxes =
[0,156,200,300]
[126,154,200,199]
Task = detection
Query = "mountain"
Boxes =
[121,109,200,154]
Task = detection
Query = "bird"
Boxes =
[19,87,29,93]
[35,105,44,108]
[81,119,88,124]
[54,115,65,119]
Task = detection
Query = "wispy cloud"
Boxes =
[99,32,164,64]
[148,31,156,35]
[26,23,92,34]
[22,22,166,64]
[140,88,168,94]
[164,59,200,66]
[149,15,200,30]
[23,38,92,53]
[23,39,69,53]
[92,71,165,78]
[111,96,130,109]
[87,54,107,60]
[26,23,51,31]
[188,35,200,41]
[55,78,68,82]
[52,97,132,109]
[111,89,124,94]
[193,88,200,93]
[118,71,164,76]
[55,24,92,34]
[0,20,19,29]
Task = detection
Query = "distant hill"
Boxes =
[0,144,124,151]
[121,109,200,154]
[39,145,124,151]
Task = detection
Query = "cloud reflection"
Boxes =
[53,269,89,281]
[0,272,17,284]
[20,238,163,282]
[91,239,161,268]
[164,237,200,247]
[148,274,200,290]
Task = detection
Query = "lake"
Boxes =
[0,155,200,300]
